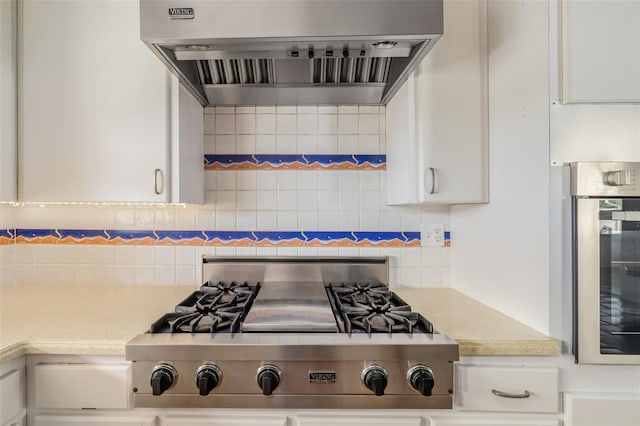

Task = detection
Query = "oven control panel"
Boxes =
[571,162,640,196]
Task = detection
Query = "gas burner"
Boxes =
[330,282,392,305]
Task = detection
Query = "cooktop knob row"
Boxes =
[150,363,177,396]
[256,365,282,396]
[196,364,223,396]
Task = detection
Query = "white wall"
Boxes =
[0,205,15,285]
[450,0,551,334]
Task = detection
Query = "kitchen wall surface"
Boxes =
[0,205,15,285]
[2,106,451,288]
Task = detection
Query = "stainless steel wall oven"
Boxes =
[572,162,640,364]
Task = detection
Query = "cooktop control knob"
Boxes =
[150,363,177,396]
[196,364,222,396]
[407,365,435,396]
[362,365,388,396]
[256,365,281,396]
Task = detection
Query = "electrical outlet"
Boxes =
[421,224,445,247]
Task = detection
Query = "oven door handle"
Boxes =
[612,211,640,222]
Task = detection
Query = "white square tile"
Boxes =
[359,247,381,257]
[216,171,236,190]
[380,134,386,153]
[204,107,216,115]
[256,247,278,256]
[277,171,298,190]
[277,191,298,210]
[399,267,422,288]
[176,246,196,265]
[297,247,318,256]
[204,135,216,154]
[216,246,237,256]
[175,209,196,229]
[380,211,402,230]
[215,191,237,210]
[135,265,155,285]
[155,265,176,285]
[359,106,379,114]
[379,106,385,113]
[338,135,358,153]
[216,211,237,228]
[318,114,338,134]
[277,106,297,114]
[277,211,298,229]
[317,247,339,256]
[339,211,359,230]
[257,212,278,230]
[338,105,358,114]
[155,246,176,265]
[298,191,319,211]
[276,135,297,154]
[360,211,380,229]
[204,191,216,205]
[297,106,317,114]
[338,171,359,190]
[360,191,380,211]
[316,135,338,153]
[257,114,276,133]
[277,114,297,134]
[215,134,236,154]
[236,114,256,133]
[298,211,318,230]
[216,106,236,114]
[135,209,154,228]
[338,247,360,256]
[237,191,257,210]
[204,114,216,134]
[421,247,444,267]
[236,106,256,114]
[114,246,135,265]
[421,267,443,287]
[379,114,386,134]
[215,114,236,134]
[114,209,135,228]
[257,171,277,190]
[275,247,297,256]
[257,106,276,113]
[237,171,257,190]
[298,171,318,190]
[256,134,276,153]
[196,209,216,228]
[358,114,379,134]
[338,114,358,134]
[318,211,339,228]
[236,211,257,229]
[339,190,359,210]
[114,265,135,285]
[401,210,421,230]
[236,135,256,154]
[297,135,317,153]
[317,172,338,190]
[297,114,317,134]
[236,247,257,256]
[318,106,338,114]
[318,190,339,210]
[400,248,422,267]
[359,171,380,191]
[154,209,174,229]
[134,246,155,265]
[358,135,380,154]
[176,266,197,285]
[257,190,277,210]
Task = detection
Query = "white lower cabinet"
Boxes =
[33,415,156,426]
[564,392,640,426]
[428,417,559,426]
[1,357,25,426]
[297,415,422,426]
[455,365,559,413]
[165,415,287,426]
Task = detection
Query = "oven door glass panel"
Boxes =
[600,198,640,354]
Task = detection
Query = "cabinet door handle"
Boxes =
[429,167,438,195]
[491,389,531,398]
[154,169,164,195]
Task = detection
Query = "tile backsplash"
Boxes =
[1,106,450,288]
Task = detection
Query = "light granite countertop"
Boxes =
[0,285,558,363]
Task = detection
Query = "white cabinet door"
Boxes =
[0,0,17,202]
[386,0,488,205]
[0,369,22,425]
[165,416,287,426]
[297,416,422,426]
[561,0,640,103]
[429,417,559,426]
[33,415,156,426]
[564,392,640,426]
[19,0,202,203]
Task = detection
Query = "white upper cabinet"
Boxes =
[561,0,640,103]
[386,0,488,205]
[19,0,202,203]
[0,0,17,202]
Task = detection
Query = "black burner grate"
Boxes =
[149,281,260,334]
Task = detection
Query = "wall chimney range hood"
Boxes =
[140,0,443,106]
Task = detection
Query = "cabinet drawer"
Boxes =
[455,365,559,413]
[0,369,22,424]
[34,415,156,426]
[564,392,640,426]
[3,414,26,426]
[429,416,559,426]
[165,416,287,426]
[34,363,130,409]
[298,416,422,426]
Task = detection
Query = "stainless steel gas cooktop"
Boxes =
[126,257,459,409]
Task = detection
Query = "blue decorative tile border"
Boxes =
[204,154,386,170]
[3,229,452,247]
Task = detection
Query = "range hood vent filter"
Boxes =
[197,59,276,85]
[312,57,391,84]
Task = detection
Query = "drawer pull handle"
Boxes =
[491,389,531,398]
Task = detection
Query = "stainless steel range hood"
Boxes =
[140,0,443,106]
